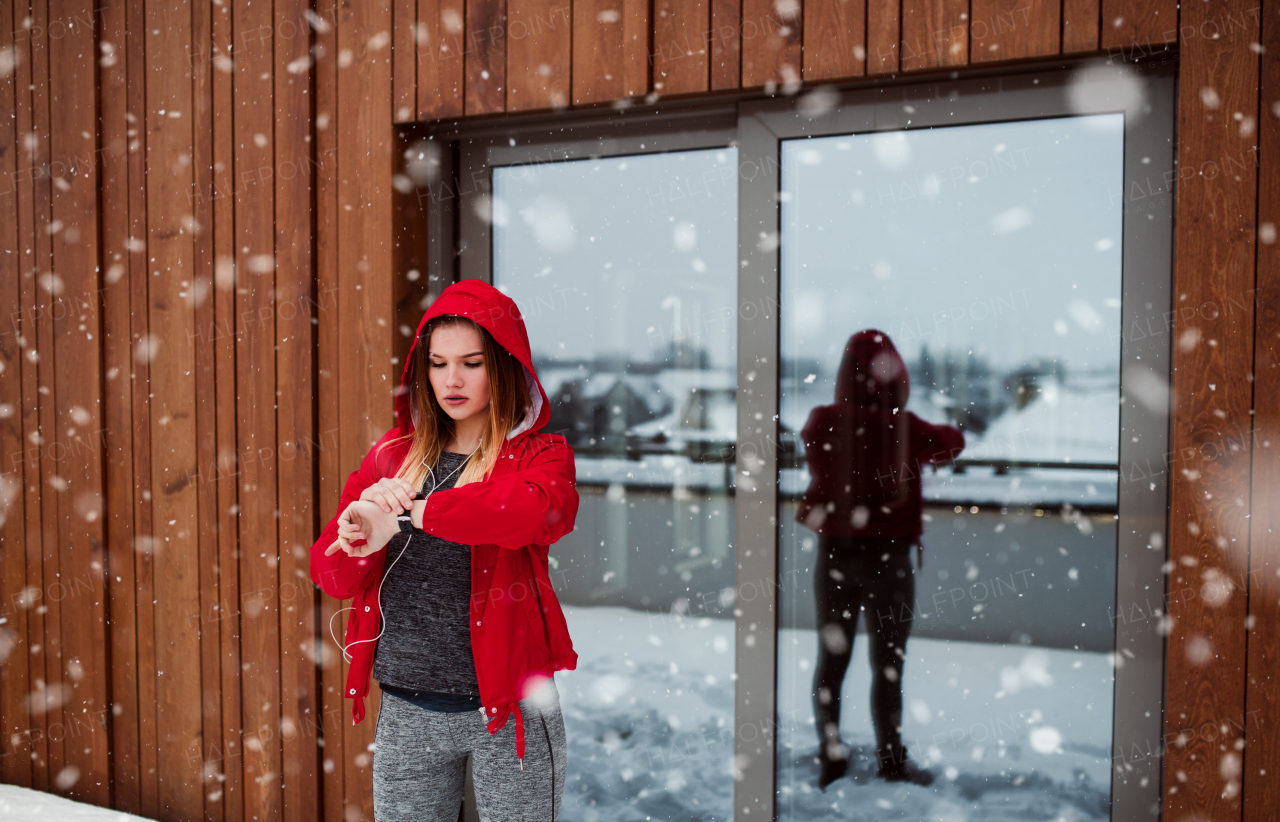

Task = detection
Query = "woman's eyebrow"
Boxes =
[428,350,484,358]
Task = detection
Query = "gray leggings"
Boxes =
[372,681,567,822]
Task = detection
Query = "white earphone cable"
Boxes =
[329,441,482,663]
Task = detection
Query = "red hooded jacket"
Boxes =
[796,330,964,540]
[309,280,578,763]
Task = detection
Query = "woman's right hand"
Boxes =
[360,477,418,514]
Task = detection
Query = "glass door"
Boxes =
[736,65,1174,822]
[776,114,1125,820]
[483,140,740,821]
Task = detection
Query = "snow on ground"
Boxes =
[558,605,1115,822]
[0,784,152,821]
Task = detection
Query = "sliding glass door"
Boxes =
[476,129,741,821]
[776,114,1125,821]
[447,63,1174,822]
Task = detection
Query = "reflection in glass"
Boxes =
[777,116,1124,821]
[493,148,738,821]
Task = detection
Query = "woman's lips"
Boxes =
[444,396,468,405]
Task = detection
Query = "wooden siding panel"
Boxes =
[395,0,419,121]
[393,128,435,371]
[0,0,33,792]
[1244,2,1280,819]
[27,0,63,791]
[211,1,245,819]
[507,0,572,110]
[126,0,158,810]
[654,0,711,96]
[275,0,322,818]
[867,0,901,73]
[314,1,347,819]
[1062,0,1100,52]
[900,0,969,71]
[970,0,1060,62]
[188,1,226,819]
[741,0,802,87]
[710,0,741,89]
[234,0,285,817]
[45,0,109,805]
[803,0,867,81]
[1100,0,1178,50]
[1164,2,1260,822]
[337,0,396,815]
[417,0,466,119]
[465,0,507,114]
[572,0,651,104]
[96,0,142,812]
[144,1,204,816]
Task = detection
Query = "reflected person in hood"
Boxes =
[796,330,964,790]
[310,280,579,821]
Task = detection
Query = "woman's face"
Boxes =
[426,322,491,424]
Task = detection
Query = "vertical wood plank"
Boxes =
[145,0,204,815]
[709,0,741,89]
[969,0,1059,62]
[27,0,65,790]
[1244,1,1280,818]
[1164,1,1260,821]
[393,127,434,372]
[1062,0,1100,52]
[188,0,225,819]
[314,0,347,819]
[45,0,109,804]
[465,0,507,114]
[506,0,572,110]
[572,0,650,104]
[95,0,143,812]
[900,0,969,71]
[417,0,466,119]
[867,0,901,73]
[1100,0,1177,50]
[233,0,284,818]
[0,0,34,792]
[126,0,158,811]
[275,0,322,819]
[654,0,710,96]
[803,0,867,81]
[395,0,419,121]
[740,0,801,88]
[210,0,245,817]
[337,0,395,815]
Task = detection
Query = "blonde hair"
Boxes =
[380,315,529,490]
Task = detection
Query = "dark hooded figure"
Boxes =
[796,330,964,789]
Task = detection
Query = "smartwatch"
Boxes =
[397,491,428,534]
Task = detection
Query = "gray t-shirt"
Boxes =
[371,449,479,696]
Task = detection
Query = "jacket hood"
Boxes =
[833,329,910,409]
[395,280,550,441]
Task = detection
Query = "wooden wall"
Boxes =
[0,1,1274,821]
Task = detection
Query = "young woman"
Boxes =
[309,280,579,821]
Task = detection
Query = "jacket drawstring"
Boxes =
[514,704,526,769]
